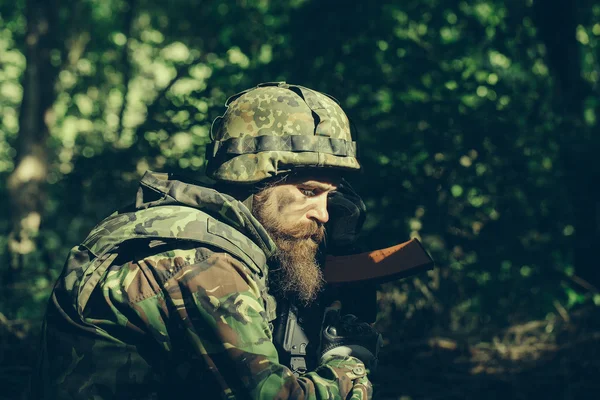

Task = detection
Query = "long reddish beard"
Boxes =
[252,188,326,306]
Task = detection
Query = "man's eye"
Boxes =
[299,188,316,197]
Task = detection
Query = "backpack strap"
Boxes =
[77,252,119,316]
[76,206,277,321]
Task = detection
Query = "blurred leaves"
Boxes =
[0,0,598,359]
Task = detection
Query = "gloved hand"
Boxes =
[319,301,383,371]
[326,179,366,254]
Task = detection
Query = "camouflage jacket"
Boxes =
[33,171,372,399]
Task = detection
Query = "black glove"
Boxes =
[319,302,383,370]
[326,179,366,254]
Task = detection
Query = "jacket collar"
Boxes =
[136,171,277,258]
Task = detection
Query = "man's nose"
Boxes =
[306,195,329,223]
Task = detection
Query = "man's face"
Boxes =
[252,175,338,305]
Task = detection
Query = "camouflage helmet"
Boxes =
[205,82,360,183]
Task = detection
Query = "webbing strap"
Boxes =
[77,207,277,321]
[210,135,356,158]
[77,252,119,314]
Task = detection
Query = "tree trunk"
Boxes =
[532,0,600,290]
[117,0,137,138]
[5,0,59,280]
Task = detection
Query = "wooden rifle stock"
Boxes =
[323,238,434,284]
[273,239,433,371]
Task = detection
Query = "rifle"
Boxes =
[273,238,434,375]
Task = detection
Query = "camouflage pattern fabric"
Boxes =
[32,171,372,399]
[211,135,357,157]
[206,82,361,183]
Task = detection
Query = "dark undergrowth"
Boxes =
[2,307,599,400]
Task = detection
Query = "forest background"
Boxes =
[1,0,600,399]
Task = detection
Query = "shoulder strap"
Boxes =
[82,206,267,274]
[77,206,277,320]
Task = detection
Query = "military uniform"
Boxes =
[33,171,371,399]
[35,83,374,399]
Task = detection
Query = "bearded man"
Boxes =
[33,82,380,399]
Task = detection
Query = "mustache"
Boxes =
[271,219,325,242]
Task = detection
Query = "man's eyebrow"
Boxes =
[299,180,337,191]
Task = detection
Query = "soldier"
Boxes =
[33,82,381,399]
